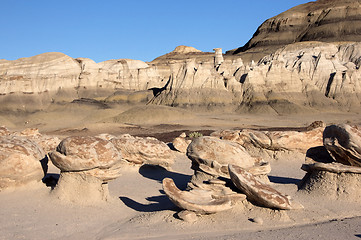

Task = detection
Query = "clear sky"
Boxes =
[1,0,312,63]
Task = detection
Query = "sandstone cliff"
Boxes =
[228,0,361,62]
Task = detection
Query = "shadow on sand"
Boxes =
[268,175,301,185]
[138,164,192,190]
[119,194,177,212]
[119,164,190,212]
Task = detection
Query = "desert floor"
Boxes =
[1,103,361,240]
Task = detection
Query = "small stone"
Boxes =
[177,210,198,223]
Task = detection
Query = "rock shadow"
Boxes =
[268,175,301,185]
[42,173,60,189]
[306,146,334,163]
[139,164,191,190]
[119,194,177,212]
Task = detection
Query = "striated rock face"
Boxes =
[233,42,361,113]
[229,0,361,60]
[0,52,162,111]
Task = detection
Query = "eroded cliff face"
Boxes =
[1,42,361,114]
[228,0,361,62]
[0,47,244,111]
[233,42,361,114]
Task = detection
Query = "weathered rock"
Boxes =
[162,178,233,214]
[302,162,361,174]
[13,128,61,153]
[51,171,111,204]
[172,132,191,153]
[186,136,271,199]
[0,126,11,136]
[177,210,198,223]
[211,123,324,161]
[299,167,361,201]
[301,133,361,202]
[323,124,361,167]
[49,136,123,176]
[110,134,175,169]
[229,0,361,60]
[231,41,361,113]
[187,136,265,177]
[0,136,46,189]
[48,136,126,204]
[228,164,303,210]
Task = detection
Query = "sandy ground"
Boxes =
[1,103,361,240]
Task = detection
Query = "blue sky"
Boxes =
[1,0,312,62]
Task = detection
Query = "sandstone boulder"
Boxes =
[13,128,61,153]
[0,136,46,189]
[110,134,175,169]
[323,124,361,167]
[172,132,191,153]
[162,178,234,214]
[186,136,271,194]
[211,122,324,161]
[49,136,126,204]
[228,164,303,210]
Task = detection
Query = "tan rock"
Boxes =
[211,123,324,161]
[110,134,175,169]
[187,136,270,178]
[49,136,123,173]
[162,178,233,214]
[14,128,61,153]
[177,210,198,223]
[0,136,46,189]
[172,132,191,153]
[299,166,361,201]
[49,136,126,204]
[228,164,303,210]
[323,124,361,167]
[0,126,11,136]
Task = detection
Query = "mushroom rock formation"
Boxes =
[186,136,271,193]
[48,136,126,204]
[110,134,175,170]
[228,165,303,210]
[172,132,191,153]
[323,124,361,167]
[300,124,361,201]
[0,136,46,189]
[162,178,237,215]
[300,161,361,201]
[211,121,325,161]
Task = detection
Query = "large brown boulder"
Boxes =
[49,136,126,204]
[323,124,361,167]
[0,136,46,189]
[110,134,175,170]
[186,136,271,193]
[228,164,303,210]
